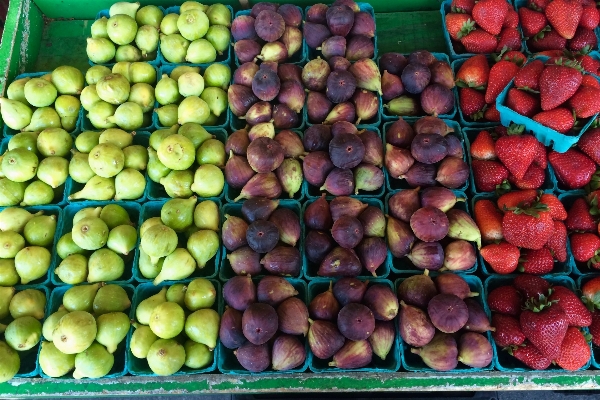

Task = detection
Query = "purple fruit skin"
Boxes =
[397,273,438,309]
[302,57,331,90]
[272,104,299,130]
[357,205,385,237]
[435,273,473,300]
[309,284,340,321]
[223,275,257,311]
[381,71,404,101]
[324,101,356,127]
[306,3,329,24]
[304,195,333,230]
[281,26,303,57]
[326,5,355,37]
[444,135,464,158]
[222,215,249,251]
[427,293,469,333]
[277,80,305,114]
[233,62,260,88]
[436,156,469,189]
[411,133,448,164]
[331,339,373,369]
[225,154,255,189]
[413,332,458,371]
[386,216,416,258]
[331,121,358,136]
[464,298,493,333]
[333,277,368,306]
[350,11,376,37]
[228,246,262,276]
[241,197,279,222]
[413,116,454,136]
[385,144,415,179]
[275,130,305,159]
[369,320,395,360]
[220,307,248,349]
[420,186,458,212]
[246,220,280,253]
[326,70,357,104]
[388,188,421,223]
[238,172,283,200]
[278,63,303,83]
[410,206,450,242]
[401,63,431,95]
[399,301,436,347]
[354,163,384,193]
[333,0,360,12]
[232,15,259,41]
[277,297,309,336]
[330,197,367,222]
[303,151,335,187]
[318,246,363,277]
[386,118,415,147]
[247,137,284,173]
[277,4,302,27]
[260,61,278,73]
[346,35,375,61]
[322,167,355,196]
[408,241,445,271]
[235,342,271,372]
[329,56,352,71]
[261,246,302,276]
[303,124,332,152]
[308,320,345,359]
[359,130,384,167]
[363,284,399,321]
[321,36,347,60]
[304,22,332,49]
[251,2,279,18]
[307,91,334,123]
[420,84,455,116]
[228,84,260,117]
[409,50,436,66]
[244,101,273,125]
[226,129,251,156]
[443,240,476,271]
[252,68,281,102]
[380,53,408,76]
[256,275,298,306]
[305,230,335,264]
[353,89,379,123]
[272,334,306,371]
[329,133,365,169]
[235,39,262,63]
[254,10,285,42]
[430,61,455,90]
[332,215,364,249]
[337,303,375,341]
[402,162,437,188]
[458,332,493,368]
[269,208,301,246]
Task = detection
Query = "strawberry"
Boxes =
[472,160,509,191]
[514,274,551,301]
[472,0,509,35]
[470,130,497,160]
[568,27,598,53]
[456,54,490,89]
[446,13,476,41]
[539,62,583,111]
[484,60,521,104]
[582,276,600,308]
[484,104,501,121]
[497,189,538,210]
[503,9,519,29]
[461,30,499,53]
[496,28,523,52]
[577,54,600,74]
[528,28,568,52]
[519,295,569,360]
[581,74,600,88]
[497,50,527,66]
[481,241,520,273]
[492,314,526,347]
[579,6,600,30]
[519,8,548,37]
[549,149,596,189]
[545,220,568,262]
[578,128,600,164]
[569,85,600,118]
[591,311,600,346]
[474,199,504,242]
[570,232,600,262]
[459,87,486,120]
[495,132,538,179]
[565,198,597,232]
[509,342,552,370]
[545,0,583,40]
[502,202,555,249]
[540,193,567,221]
[488,285,522,315]
[529,0,550,11]
[532,108,575,134]
[451,0,476,13]
[506,88,540,118]
[532,139,548,169]
[514,59,545,91]
[555,327,591,370]
[508,163,546,190]
[549,286,592,327]
[519,247,554,274]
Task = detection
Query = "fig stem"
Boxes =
[410,348,421,355]
[328,361,337,367]
[468,292,479,297]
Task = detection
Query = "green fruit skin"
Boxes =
[160,170,194,198]
[187,230,219,269]
[9,288,46,320]
[86,65,112,85]
[0,230,25,258]
[193,200,220,231]
[14,246,51,285]
[5,316,42,351]
[0,207,39,232]
[62,283,101,312]
[161,197,196,232]
[39,341,75,378]
[71,217,109,251]
[0,179,27,206]
[130,324,158,359]
[157,134,196,171]
[139,217,162,237]
[0,341,20,382]
[52,310,97,354]
[107,14,138,46]
[147,338,185,376]
[153,248,196,286]
[2,148,39,183]
[95,312,131,353]
[135,287,167,325]
[88,143,125,178]
[0,259,19,286]
[149,302,185,339]
[140,224,178,260]
[123,145,148,170]
[160,34,190,63]
[21,181,55,206]
[93,284,131,315]
[69,176,116,201]
[57,232,87,259]
[99,128,134,149]
[196,138,226,167]
[138,249,162,279]
[76,131,101,153]
[184,308,220,350]
[87,248,125,283]
[177,9,209,41]
[69,151,96,184]
[100,204,132,229]
[0,287,15,320]
[190,164,224,197]
[184,278,216,311]
[73,342,115,379]
[55,254,88,285]
[24,214,57,247]
[186,39,217,64]
[42,308,69,341]
[115,168,146,200]
[184,340,213,369]
[37,127,73,158]
[166,283,187,307]
[130,62,157,84]
[107,224,138,255]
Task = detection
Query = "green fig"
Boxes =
[51,66,84,95]
[200,87,227,118]
[86,65,112,85]
[52,310,97,354]
[88,101,117,129]
[37,156,69,188]
[15,247,51,284]
[24,78,57,107]
[61,117,76,134]
[161,196,196,231]
[0,259,19,286]
[178,96,210,125]
[140,224,178,265]
[177,123,210,148]
[114,168,146,200]
[184,308,219,350]
[187,230,219,269]
[206,4,230,26]
[136,287,167,325]
[203,63,230,91]
[0,230,25,258]
[191,164,224,197]
[155,74,180,105]
[135,25,159,55]
[150,301,184,339]
[160,33,190,63]
[100,204,132,228]
[205,25,230,55]
[0,286,15,320]
[57,232,87,259]
[107,224,137,255]
[91,17,109,38]
[128,82,155,112]
[69,175,116,201]
[81,85,101,112]
[160,169,194,198]
[123,144,148,170]
[24,214,57,247]
[130,323,158,358]
[88,143,125,178]
[36,128,71,158]
[55,95,81,118]
[7,77,32,106]
[69,151,95,184]
[95,312,130,353]
[157,134,195,170]
[149,125,178,150]
[153,248,196,285]
[136,5,163,28]
[138,248,162,279]
[181,1,207,12]
[63,283,102,312]
[39,341,75,378]
[130,62,157,84]
[147,338,185,376]
[139,216,162,236]
[177,72,204,98]
[156,104,179,127]
[186,39,217,64]
[96,73,131,105]
[108,101,144,130]
[9,131,39,153]
[0,98,32,130]
[109,1,140,18]
[113,62,132,81]
[184,278,216,310]
[0,207,41,232]
[72,217,109,250]
[193,200,219,231]
[21,181,54,206]
[166,283,187,307]
[115,44,142,62]
[93,284,131,315]
[74,206,102,223]
[73,342,114,379]
[99,128,133,149]
[87,248,125,283]
[2,148,38,182]
[196,138,225,167]
[160,13,179,35]
[177,9,209,41]
[107,14,138,45]
[86,38,116,64]
[0,341,20,382]
[5,316,42,351]
[42,307,69,341]
[9,288,45,319]
[184,340,212,369]
[55,254,88,285]
[0,179,26,206]
[76,131,101,153]
[23,107,60,132]
[169,66,198,81]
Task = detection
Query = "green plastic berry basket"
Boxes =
[577,274,600,370]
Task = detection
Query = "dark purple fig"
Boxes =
[256,275,298,307]
[410,206,449,242]
[260,61,279,73]
[411,133,448,164]
[401,162,437,187]
[307,3,329,24]
[346,35,375,61]
[386,118,415,147]
[257,41,288,63]
[278,63,303,83]
[220,307,247,349]
[254,10,285,42]
[421,84,455,117]
[319,36,347,60]
[307,91,334,123]
[363,284,399,321]
[385,144,414,179]
[329,339,372,369]
[444,135,464,158]
[388,187,421,223]
[436,157,469,189]
[281,26,303,57]
[399,300,436,347]
[241,197,279,223]
[352,90,379,124]
[350,11,376,38]
[251,2,279,18]
[272,335,306,371]
[309,281,340,321]
[228,84,260,117]
[302,151,334,187]
[277,4,302,27]
[329,133,365,169]
[333,0,360,12]
[305,230,335,264]
[380,52,408,75]
[242,303,279,345]
[243,101,272,125]
[248,121,275,141]
[458,332,493,368]
[226,129,251,156]
[318,246,362,277]
[246,219,280,253]
[358,206,385,238]
[247,137,285,173]
[348,233,389,274]
[408,241,444,271]
[337,303,375,340]
[303,124,332,152]
[232,15,258,41]
[277,297,309,336]
[397,270,438,308]
[329,56,351,71]
[326,71,357,104]
[252,68,281,102]
[413,116,454,136]
[384,95,420,116]
[420,187,464,213]
[427,293,468,333]
[443,240,476,272]
[277,80,305,114]
[272,104,299,130]
[464,298,494,333]
[235,342,271,372]
[302,57,331,91]
[326,5,355,37]
[234,62,260,88]
[321,168,355,196]
[269,208,300,246]
[358,130,384,167]
[401,63,431,94]
[333,277,368,306]
[225,151,256,189]
[435,273,478,299]
[234,39,262,63]
[369,320,395,360]
[261,246,301,276]
[386,216,415,258]
[223,274,256,311]
[430,61,455,90]
[222,214,249,251]
[304,22,332,49]
[409,50,436,66]
[308,319,345,359]
[227,246,263,276]
[411,332,458,371]
[331,215,364,248]
[354,163,384,194]
[304,194,333,230]
[381,71,404,101]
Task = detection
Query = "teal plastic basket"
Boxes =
[301,196,390,280]
[577,274,600,369]
[128,279,220,376]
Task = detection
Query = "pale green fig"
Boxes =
[91,17,109,38]
[135,25,159,55]
[21,181,54,206]
[178,96,210,125]
[160,13,180,35]
[157,134,195,170]
[15,247,51,284]
[184,340,212,369]
[107,14,138,45]
[107,224,137,255]
[156,104,179,127]
[130,62,157,84]
[80,85,101,111]
[0,259,19,286]
[203,63,230,91]
[23,107,61,132]
[160,169,194,198]
[100,204,132,228]
[139,216,162,237]
[115,45,142,62]
[114,168,145,200]
[37,156,69,188]
[178,72,204,97]
[61,116,78,132]
[160,33,190,63]
[0,286,15,319]
[42,307,69,341]
[88,143,125,178]
[177,9,209,41]
[170,66,199,81]
[161,196,196,231]
[110,1,140,18]
[72,217,109,251]
[74,207,102,223]
[5,316,42,351]
[138,248,162,279]
[24,214,57,247]
[149,124,178,150]
[112,61,132,81]
[0,179,26,206]
[99,128,134,149]
[55,254,88,285]
[0,341,20,382]
[86,38,116,64]
[37,127,72,157]
[191,164,224,197]
[76,131,101,153]
[149,301,185,339]
[187,229,219,269]
[52,65,85,95]
[107,101,144,130]
[88,101,118,129]
[147,338,185,376]
[95,312,130,353]
[148,148,171,183]
[155,74,180,105]
[205,25,230,55]
[123,144,148,170]
[186,39,217,63]
[0,98,32,130]
[69,152,95,184]
[136,5,163,29]
[96,73,131,105]
[194,200,219,231]
[93,284,131,315]
[9,288,45,319]
[39,341,75,378]
[24,78,57,107]
[206,4,230,26]
[178,123,213,149]
[63,283,102,312]
[200,87,227,117]
[0,207,41,232]
[57,232,87,259]
[153,248,196,285]
[55,95,81,118]
[166,283,187,307]
[86,65,112,85]
[7,77,32,106]
[0,231,25,258]
[136,287,167,325]
[73,341,115,379]
[130,324,158,358]
[196,138,225,167]
[184,278,216,310]
[1,148,38,182]
[87,248,125,282]
[141,224,178,265]
[8,131,39,153]
[185,308,219,349]
[53,310,97,354]
[128,82,155,112]
[181,1,208,12]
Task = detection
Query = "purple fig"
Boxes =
[318,246,362,277]
[413,116,454,136]
[226,129,251,155]
[257,41,288,63]
[420,187,464,212]
[401,63,431,94]
[272,104,299,130]
[305,230,335,265]
[272,335,306,371]
[326,70,357,104]
[246,219,279,253]
[409,50,436,66]
[397,270,438,308]
[257,275,298,306]
[443,240,476,272]
[309,281,340,321]
[355,235,390,276]
[408,241,444,271]
[384,96,420,116]
[281,26,303,58]
[269,208,301,246]
[381,71,404,101]
[446,209,481,249]
[363,284,399,321]
[307,91,334,123]
[235,172,283,202]
[358,205,385,237]
[228,84,260,117]
[302,151,334,187]
[411,133,448,164]
[220,307,247,349]
[352,90,379,124]
[386,118,415,147]
[277,4,302,27]
[354,163,384,194]
[243,101,273,125]
[277,297,309,336]
[420,84,455,117]
[350,12,376,38]
[234,62,260,87]
[326,5,355,37]
[228,246,263,276]
[385,144,414,179]
[232,15,258,41]
[436,157,469,189]
[430,61,455,89]
[302,57,331,91]
[222,214,249,251]
[225,151,256,189]
[380,52,408,75]
[464,298,494,333]
[304,22,332,49]
[410,206,449,242]
[386,216,415,258]
[358,130,384,167]
[241,197,279,223]
[304,194,333,230]
[331,216,364,249]
[278,63,303,84]
[307,3,329,24]
[346,35,375,61]
[333,277,369,306]
[333,0,360,12]
[321,167,355,196]
[235,342,271,372]
[401,162,437,188]
[242,302,278,345]
[444,135,464,158]
[329,56,351,71]
[324,102,357,125]
[261,246,301,276]
[349,59,382,95]
[277,80,305,114]
[275,130,306,159]
[411,332,458,371]
[458,332,493,368]
[260,61,279,73]
[247,137,284,173]
[369,320,395,360]
[427,293,468,333]
[254,10,285,42]
[303,124,332,152]
[329,340,372,369]
[223,274,256,311]
[308,319,345,359]
[252,68,281,102]
[435,273,478,299]
[319,36,347,60]
[234,39,262,63]
[251,2,279,18]
[329,133,365,169]
[337,303,375,340]
[388,187,421,222]
[399,300,436,347]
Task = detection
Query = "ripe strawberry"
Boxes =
[549,286,592,327]
[569,86,600,118]
[481,241,520,273]
[502,203,555,249]
[508,163,546,189]
[549,149,596,189]
[474,199,504,242]
[519,247,554,274]
[461,30,499,53]
[459,87,486,120]
[472,0,509,35]
[581,276,600,309]
[539,62,583,111]
[577,54,600,74]
[488,285,522,315]
[579,6,600,30]
[497,189,538,210]
[528,28,568,52]
[532,139,548,169]
[545,0,583,40]
[529,0,550,11]
[514,274,551,301]
[568,27,598,53]
[581,74,600,88]
[591,311,600,346]
[565,198,597,232]
[456,54,490,89]
[472,160,509,191]
[451,0,476,13]
[514,59,545,91]
[520,296,569,359]
[519,8,548,37]
[506,88,540,118]
[532,108,575,134]
[483,104,501,121]
[540,193,567,221]
[555,327,591,370]
[470,130,497,160]
[497,50,527,66]
[492,314,526,347]
[496,28,523,52]
[495,133,538,179]
[509,342,552,370]
[578,128,600,164]
[503,9,519,29]
[570,232,600,262]
[485,60,521,104]
[446,13,476,41]
[545,220,568,262]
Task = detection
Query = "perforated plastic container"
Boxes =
[558,192,597,276]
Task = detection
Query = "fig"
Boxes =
[386,216,416,258]
[281,26,302,58]
[411,332,458,371]
[329,56,351,71]
[427,293,468,333]
[326,5,355,37]
[257,41,288,63]
[303,125,332,152]
[318,246,362,277]
[272,335,306,371]
[401,63,431,94]
[246,220,280,253]
[232,15,258,41]
[413,116,454,135]
[235,342,270,372]
[277,4,302,27]
[358,206,386,238]
[421,84,455,117]
[277,297,309,336]
[409,51,436,66]
[399,300,436,347]
[272,104,299,130]
[321,168,355,196]
[305,230,335,264]
[436,157,469,189]
[233,62,260,88]
[401,162,437,188]
[252,68,281,102]
[326,71,357,104]
[223,274,256,311]
[435,273,478,299]
[443,240,476,272]
[397,270,438,308]
[420,187,463,212]
[319,36,347,60]
[349,59,382,94]
[324,100,355,124]
[241,197,279,223]
[307,91,334,123]
[346,35,374,61]
[354,163,384,193]
[331,216,364,248]
[261,246,301,276]
[248,121,275,141]
[254,10,285,42]
[307,4,329,24]
[330,196,367,221]
[247,137,284,173]
[364,284,399,321]
[444,135,464,158]
[251,2,279,18]
[446,209,481,249]
[385,144,415,179]
[305,22,332,50]
[333,277,368,306]
[308,319,345,359]
[408,241,444,271]
[269,208,301,246]
[256,275,298,306]
[358,130,383,167]
[226,130,251,157]
[277,80,305,114]
[331,121,357,136]
[225,152,255,189]
[350,12,376,38]
[464,298,494,333]
[222,214,249,251]
[333,0,360,12]
[410,206,450,242]
[380,53,408,75]
[458,332,493,368]
[329,339,372,369]
[234,172,283,202]
[411,133,448,164]
[430,61,455,89]
[328,133,365,169]
[243,101,273,125]
[228,84,259,117]
[337,303,375,341]
[309,281,340,321]
[352,90,379,124]
[227,246,262,276]
[385,96,420,117]
[274,130,306,158]
[304,194,333,230]
[369,320,395,361]
[382,71,404,101]
[242,302,278,345]
[388,187,421,222]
